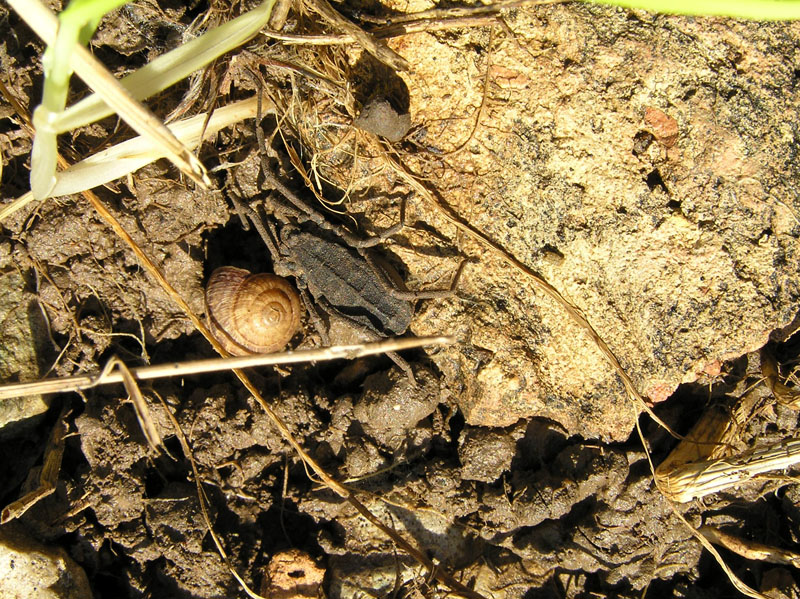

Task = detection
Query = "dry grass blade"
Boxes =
[1,406,68,524]
[106,357,163,453]
[700,526,800,568]
[761,347,800,408]
[48,95,266,198]
[656,406,736,477]
[673,507,771,599]
[8,0,210,193]
[0,193,37,223]
[0,77,34,135]
[650,362,800,596]
[367,0,562,23]
[371,0,562,37]
[657,350,800,503]
[1,95,267,222]
[657,437,800,503]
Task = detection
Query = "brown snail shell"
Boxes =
[205,267,302,356]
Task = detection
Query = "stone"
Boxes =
[0,271,49,436]
[0,523,91,599]
[388,5,800,440]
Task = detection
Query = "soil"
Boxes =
[1,1,800,599]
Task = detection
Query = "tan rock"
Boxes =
[261,549,325,599]
[381,7,800,440]
[0,524,91,599]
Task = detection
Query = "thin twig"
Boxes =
[0,336,454,400]
[362,0,562,24]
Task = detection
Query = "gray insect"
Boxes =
[233,169,463,380]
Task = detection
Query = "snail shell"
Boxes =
[205,267,302,356]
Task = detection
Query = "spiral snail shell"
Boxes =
[204,267,302,356]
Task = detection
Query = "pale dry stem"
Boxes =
[700,525,800,568]
[0,336,453,401]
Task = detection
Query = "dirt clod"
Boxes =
[353,97,412,142]
[458,426,517,483]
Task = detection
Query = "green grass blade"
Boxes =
[54,0,276,133]
[49,95,265,197]
[585,0,800,19]
[30,0,128,198]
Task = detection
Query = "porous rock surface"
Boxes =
[0,523,91,599]
[376,3,800,440]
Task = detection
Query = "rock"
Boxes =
[354,98,412,142]
[0,271,49,436]
[0,523,91,599]
[390,5,800,440]
[644,106,679,148]
[260,549,325,599]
